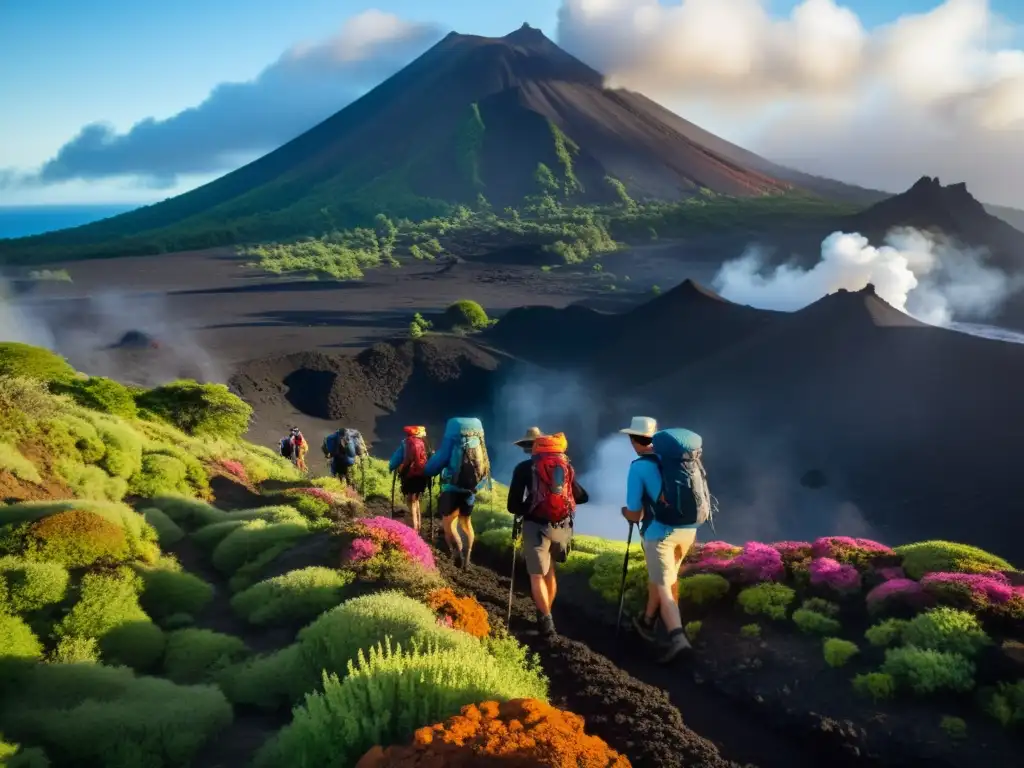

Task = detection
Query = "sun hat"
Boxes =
[513,426,544,447]
[619,416,657,438]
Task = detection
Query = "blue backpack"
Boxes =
[323,428,364,466]
[649,428,713,527]
[442,417,489,493]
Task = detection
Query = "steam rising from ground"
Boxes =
[712,226,1023,326]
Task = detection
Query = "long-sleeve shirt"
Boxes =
[388,442,405,473]
[507,457,589,519]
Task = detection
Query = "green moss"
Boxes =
[894,540,1014,579]
[852,672,895,702]
[823,638,859,667]
[55,568,148,642]
[865,618,909,648]
[677,573,731,606]
[0,343,75,382]
[52,377,137,418]
[0,557,69,614]
[439,299,490,331]
[740,623,762,638]
[738,583,796,620]
[137,565,213,622]
[455,103,486,189]
[881,646,976,694]
[0,443,40,484]
[162,628,250,685]
[792,608,842,635]
[231,567,355,627]
[140,507,185,546]
[901,607,991,658]
[134,380,252,440]
[98,620,166,672]
[550,123,582,197]
[0,613,44,661]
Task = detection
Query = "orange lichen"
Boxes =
[355,698,631,767]
[26,509,128,567]
[425,587,490,639]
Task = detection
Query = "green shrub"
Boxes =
[1,662,231,767]
[254,639,548,768]
[98,620,166,672]
[440,299,490,331]
[148,496,226,529]
[852,672,896,702]
[50,412,106,463]
[54,461,127,502]
[740,623,761,638]
[0,443,40,484]
[0,343,74,382]
[1,500,151,543]
[0,737,48,768]
[128,453,193,498]
[902,607,991,658]
[561,550,598,575]
[589,548,647,613]
[570,534,627,556]
[163,628,250,685]
[0,613,43,661]
[940,716,967,739]
[49,635,99,664]
[823,638,859,668]
[52,377,136,418]
[231,567,355,627]
[211,519,310,574]
[134,380,252,440]
[792,608,842,635]
[0,557,68,613]
[865,618,909,648]
[677,573,731,606]
[23,510,128,568]
[882,646,976,694]
[801,597,840,617]
[140,507,184,546]
[191,519,246,548]
[138,566,213,621]
[84,415,143,480]
[986,680,1024,728]
[55,568,147,641]
[685,620,703,639]
[161,613,195,630]
[738,583,796,620]
[895,540,1014,580]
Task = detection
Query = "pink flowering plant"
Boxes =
[342,515,436,578]
[811,536,895,569]
[686,541,784,584]
[809,557,862,594]
[217,459,248,483]
[866,578,927,615]
[919,572,1024,618]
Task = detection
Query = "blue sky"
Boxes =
[1,0,1021,206]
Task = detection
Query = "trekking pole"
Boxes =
[390,471,397,519]
[614,521,635,644]
[506,517,522,627]
[428,478,435,543]
[361,456,366,497]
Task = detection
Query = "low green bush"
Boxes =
[738,583,795,620]
[940,715,967,740]
[677,573,731,606]
[191,519,246,549]
[162,628,250,685]
[740,623,761,638]
[852,671,896,701]
[0,443,41,484]
[49,635,100,664]
[881,646,976,694]
[254,639,547,768]
[439,299,490,331]
[865,618,909,648]
[211,519,310,574]
[231,567,355,627]
[0,736,48,767]
[0,557,69,613]
[0,343,74,382]
[801,597,840,617]
[902,607,991,658]
[23,509,129,568]
[685,620,703,640]
[134,380,252,440]
[140,507,184,546]
[792,608,842,635]
[823,638,859,668]
[54,461,127,503]
[138,566,213,621]
[161,613,195,630]
[477,527,513,556]
[0,613,43,661]
[128,453,195,498]
[589,548,647,613]
[986,680,1024,728]
[55,568,147,642]
[85,415,143,480]
[148,496,226,530]
[560,550,598,576]
[895,540,1014,580]
[52,377,137,419]
[98,620,166,672]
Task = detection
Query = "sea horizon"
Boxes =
[0,203,139,239]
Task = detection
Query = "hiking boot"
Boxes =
[632,612,660,642]
[538,614,556,637]
[657,628,693,664]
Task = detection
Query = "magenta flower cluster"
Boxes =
[701,541,742,557]
[811,536,894,559]
[809,557,862,592]
[920,571,1016,605]
[348,537,381,562]
[689,541,784,583]
[218,459,248,483]
[293,487,341,505]
[770,541,812,559]
[875,566,906,581]
[866,578,924,607]
[360,515,436,571]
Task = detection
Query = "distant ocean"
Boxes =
[0,204,138,239]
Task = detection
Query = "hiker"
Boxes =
[388,425,432,531]
[280,427,308,472]
[422,417,490,569]
[507,428,589,637]
[620,417,712,663]
[322,427,367,487]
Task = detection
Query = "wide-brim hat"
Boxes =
[619,416,657,438]
[513,426,544,447]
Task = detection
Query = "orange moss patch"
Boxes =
[426,587,490,638]
[26,509,128,568]
[356,699,631,767]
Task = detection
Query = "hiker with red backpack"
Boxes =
[507,428,589,637]
[388,425,432,532]
[280,427,308,473]
[422,417,491,569]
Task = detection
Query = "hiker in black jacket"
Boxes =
[507,428,589,637]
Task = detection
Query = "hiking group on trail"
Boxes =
[275,412,712,664]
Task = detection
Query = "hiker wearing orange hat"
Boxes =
[506,428,589,638]
[388,425,432,532]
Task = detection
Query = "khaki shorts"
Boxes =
[643,527,698,588]
[522,519,572,577]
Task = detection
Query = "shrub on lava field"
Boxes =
[426,588,491,638]
[811,536,894,568]
[688,541,785,584]
[98,620,166,672]
[0,556,69,614]
[254,640,550,768]
[163,628,250,685]
[894,540,1013,580]
[231,567,355,627]
[986,680,1024,728]
[53,376,137,418]
[354,698,631,767]
[440,300,491,331]
[343,517,435,574]
[940,716,967,740]
[138,563,213,621]
[737,582,795,620]
[881,646,976,694]
[740,623,761,638]
[677,573,731,607]
[801,597,840,617]
[140,507,184,546]
[901,607,992,658]
[865,618,909,648]
[148,495,226,530]
[852,672,896,702]
[129,451,207,499]
[211,518,311,574]
[808,557,862,594]
[135,379,252,440]
[23,510,129,568]
[49,635,100,663]
[792,608,842,635]
[55,460,128,503]
[55,567,147,643]
[82,414,143,480]
[865,578,927,615]
[590,547,649,614]
[823,638,859,668]
[3,661,232,768]
[0,612,43,661]
[0,342,75,382]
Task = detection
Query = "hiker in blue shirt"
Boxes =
[620,417,711,663]
[423,417,490,569]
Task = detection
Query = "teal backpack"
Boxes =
[442,417,489,493]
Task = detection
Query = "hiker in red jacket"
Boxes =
[507,429,589,637]
[388,426,431,531]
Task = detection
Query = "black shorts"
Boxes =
[400,475,429,497]
[438,490,474,518]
